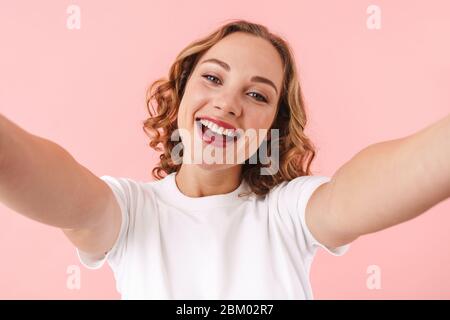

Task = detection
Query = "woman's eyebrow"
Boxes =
[200,58,278,95]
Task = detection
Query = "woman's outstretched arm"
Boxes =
[306,114,450,248]
[0,113,121,255]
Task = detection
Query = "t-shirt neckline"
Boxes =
[164,172,249,210]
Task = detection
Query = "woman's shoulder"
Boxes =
[99,174,167,199]
[264,175,331,202]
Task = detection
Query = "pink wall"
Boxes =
[0,0,449,299]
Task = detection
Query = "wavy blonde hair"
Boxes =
[143,19,317,198]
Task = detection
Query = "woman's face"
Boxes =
[177,32,284,170]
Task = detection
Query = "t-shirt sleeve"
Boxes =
[278,175,350,257]
[75,175,133,270]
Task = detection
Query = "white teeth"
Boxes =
[199,119,237,138]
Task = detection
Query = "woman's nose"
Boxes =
[213,95,242,117]
[213,105,238,116]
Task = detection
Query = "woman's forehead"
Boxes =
[199,33,284,89]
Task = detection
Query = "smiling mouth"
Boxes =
[195,118,239,144]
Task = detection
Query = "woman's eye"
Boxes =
[248,92,268,103]
[202,74,268,103]
[203,74,221,84]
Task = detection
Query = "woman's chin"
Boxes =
[194,162,238,171]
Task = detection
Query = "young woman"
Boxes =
[0,20,449,299]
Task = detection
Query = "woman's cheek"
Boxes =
[179,85,205,122]
[246,108,270,128]
[196,84,213,100]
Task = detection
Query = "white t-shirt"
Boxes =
[76,172,349,299]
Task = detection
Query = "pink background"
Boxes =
[1,0,449,299]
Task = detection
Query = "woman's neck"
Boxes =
[175,164,242,197]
